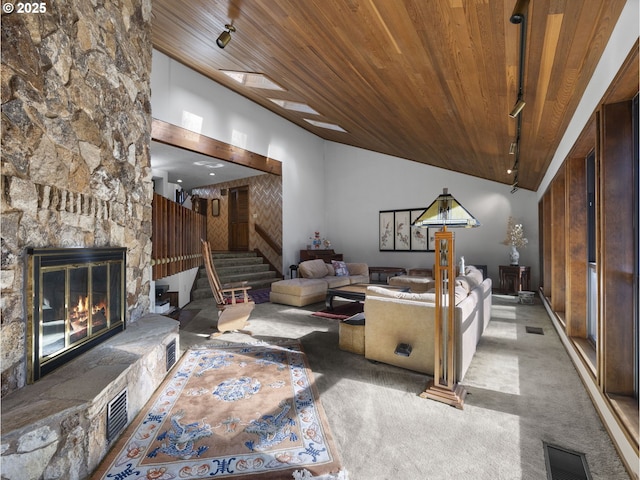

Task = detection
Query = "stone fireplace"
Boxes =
[0,1,175,478]
[27,247,127,382]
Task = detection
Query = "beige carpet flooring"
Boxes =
[177,294,630,480]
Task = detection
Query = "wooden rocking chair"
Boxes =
[201,239,254,336]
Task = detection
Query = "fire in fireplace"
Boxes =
[27,247,126,382]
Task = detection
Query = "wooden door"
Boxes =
[228,186,249,251]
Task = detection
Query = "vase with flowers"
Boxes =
[502,217,528,265]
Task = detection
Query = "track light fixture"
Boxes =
[507,166,518,175]
[509,141,518,155]
[511,183,519,194]
[216,24,236,48]
[509,98,526,118]
[510,0,529,24]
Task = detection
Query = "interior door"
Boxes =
[228,186,249,251]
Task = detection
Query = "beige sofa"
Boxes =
[270,259,369,306]
[363,266,491,381]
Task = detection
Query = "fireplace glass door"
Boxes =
[41,262,120,358]
[28,247,126,382]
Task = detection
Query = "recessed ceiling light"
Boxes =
[268,99,320,115]
[209,172,215,176]
[177,179,183,183]
[221,71,285,91]
[304,119,347,133]
[194,161,225,168]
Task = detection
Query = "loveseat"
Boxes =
[363,266,491,381]
[270,259,369,306]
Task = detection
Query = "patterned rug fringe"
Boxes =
[292,468,349,479]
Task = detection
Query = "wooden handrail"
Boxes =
[152,193,207,280]
[254,248,283,279]
[255,223,282,256]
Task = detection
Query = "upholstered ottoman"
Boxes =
[339,312,365,354]
[269,278,328,307]
[388,275,435,293]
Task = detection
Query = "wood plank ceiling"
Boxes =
[151,0,627,191]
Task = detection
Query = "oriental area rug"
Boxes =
[93,342,345,480]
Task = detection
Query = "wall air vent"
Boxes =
[166,339,176,371]
[107,389,128,442]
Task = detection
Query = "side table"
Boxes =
[369,266,407,283]
[499,265,530,295]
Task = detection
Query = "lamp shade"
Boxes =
[412,188,480,228]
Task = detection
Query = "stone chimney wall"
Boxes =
[1,0,153,397]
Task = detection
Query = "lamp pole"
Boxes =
[419,225,467,409]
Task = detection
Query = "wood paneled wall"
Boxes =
[538,44,638,468]
[541,192,552,297]
[600,100,636,395]
[152,193,207,280]
[565,155,588,338]
[550,165,567,313]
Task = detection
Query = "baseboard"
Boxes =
[539,290,639,480]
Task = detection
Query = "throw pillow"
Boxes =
[299,259,329,279]
[465,268,483,287]
[332,260,349,277]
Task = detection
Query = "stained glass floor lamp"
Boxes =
[412,188,480,409]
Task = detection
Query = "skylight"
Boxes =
[268,99,320,115]
[221,71,285,91]
[304,119,347,133]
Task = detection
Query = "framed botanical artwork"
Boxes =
[394,210,411,250]
[379,211,394,250]
[211,198,220,217]
[428,228,437,251]
[380,208,438,252]
[410,209,429,251]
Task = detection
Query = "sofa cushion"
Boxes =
[299,259,329,279]
[389,275,435,293]
[464,267,484,287]
[332,260,349,276]
[325,276,351,288]
[455,276,472,293]
[346,263,369,277]
[271,278,328,296]
[454,284,469,305]
[367,286,436,303]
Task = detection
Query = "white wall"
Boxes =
[151,51,326,271]
[151,50,540,289]
[323,143,539,287]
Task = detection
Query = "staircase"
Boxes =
[192,251,281,300]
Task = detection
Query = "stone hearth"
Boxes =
[0,315,178,480]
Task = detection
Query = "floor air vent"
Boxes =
[526,326,544,335]
[107,389,128,441]
[166,339,177,371]
[544,442,592,480]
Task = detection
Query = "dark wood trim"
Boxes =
[151,118,282,176]
[255,223,282,256]
[550,164,566,312]
[541,191,552,297]
[600,100,635,396]
[565,155,588,338]
[254,248,283,279]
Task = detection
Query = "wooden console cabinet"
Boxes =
[300,249,343,263]
[499,265,530,294]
